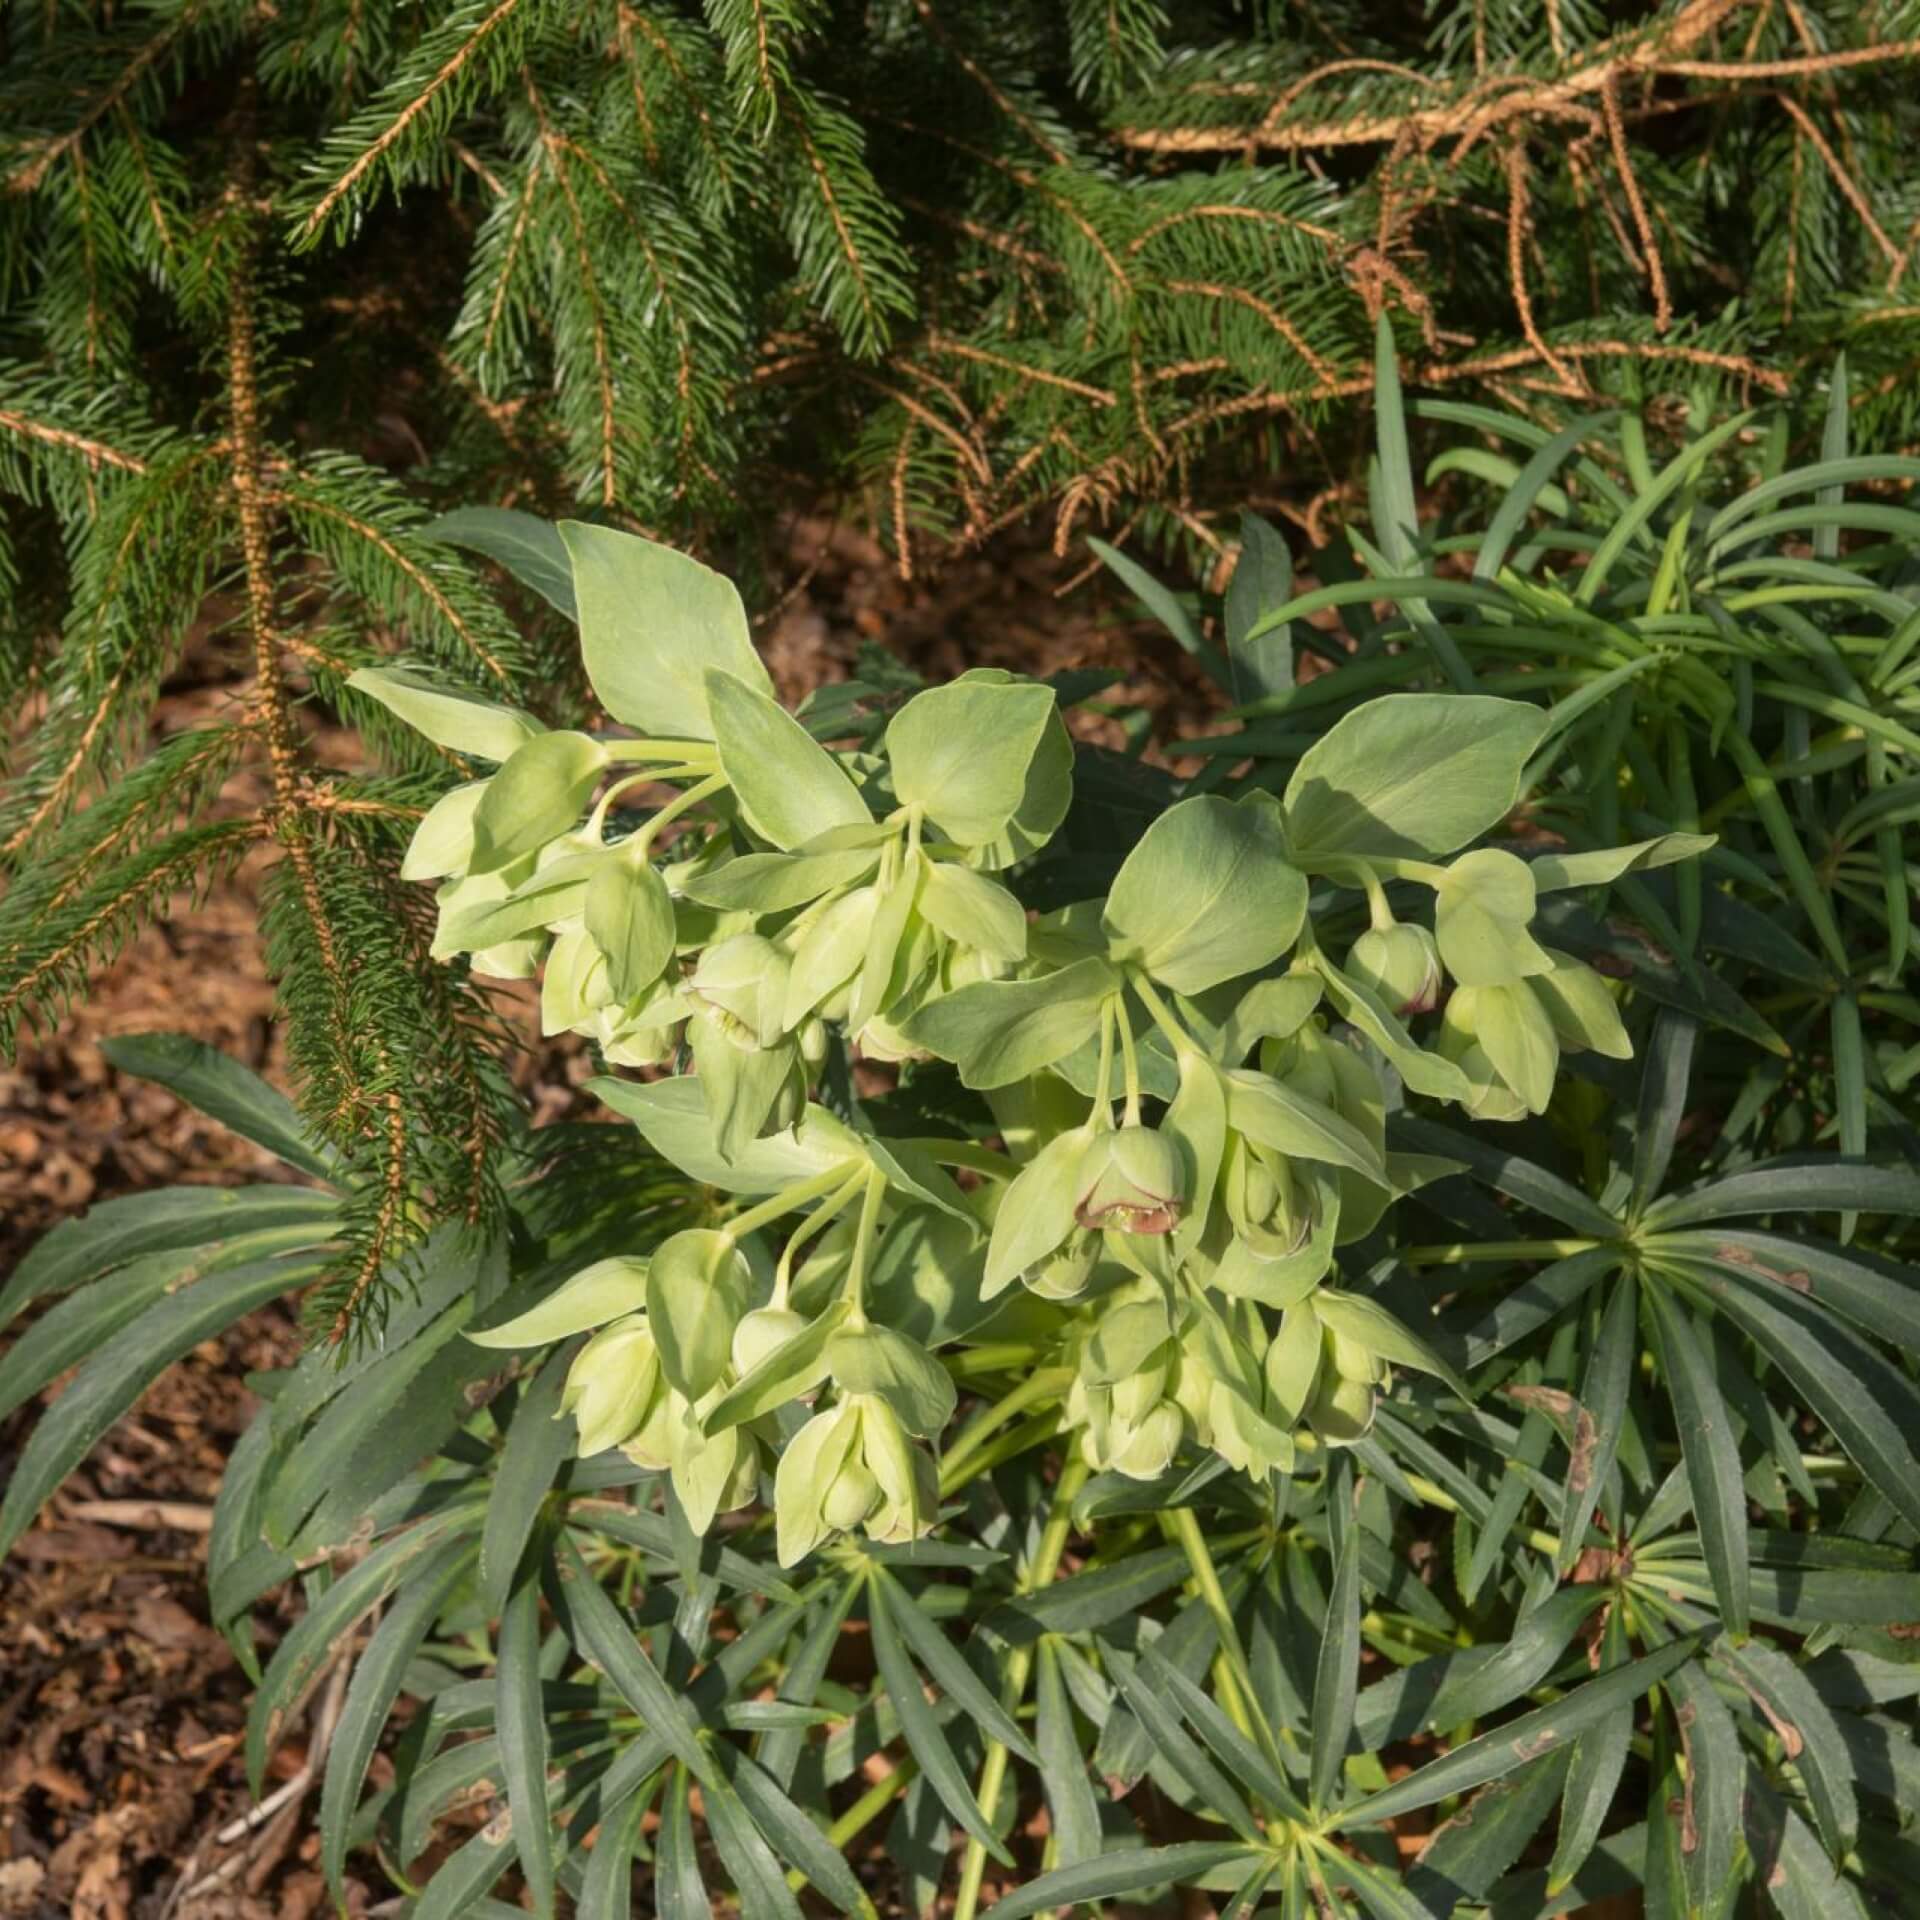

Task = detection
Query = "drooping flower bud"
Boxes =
[854,1012,929,1065]
[821,1454,882,1531]
[765,1047,810,1133]
[773,1395,937,1564]
[1022,1232,1100,1300]
[1306,1367,1379,1446]
[1106,1400,1184,1479]
[1221,1133,1308,1257]
[732,1305,811,1378]
[689,933,790,1050]
[1437,988,1529,1123]
[1073,1126,1185,1234]
[560,1315,662,1455]
[1346,922,1443,1015]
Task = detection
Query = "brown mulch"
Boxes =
[0,517,1236,1918]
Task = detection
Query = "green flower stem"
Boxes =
[724,1164,862,1243]
[943,1344,1043,1380]
[1399,1238,1601,1266]
[1370,856,1452,887]
[632,770,728,854]
[588,762,720,835]
[952,1454,1093,1920]
[785,1755,921,1898]
[898,1138,1017,1180]
[938,1368,1075,1495]
[1116,991,1144,1123]
[1126,970,1193,1058]
[1092,993,1116,1113]
[771,1170,868,1302]
[940,1412,1063,1492]
[1359,865,1396,932]
[1166,1506,1286,1780]
[600,738,719,765]
[1396,1468,1562,1558]
[843,1166,887,1328]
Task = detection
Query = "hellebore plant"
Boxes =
[354,523,1705,1567]
[14,364,1920,1919]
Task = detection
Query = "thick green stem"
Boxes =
[770,1170,868,1303]
[1127,970,1193,1058]
[1400,1470,1561,1557]
[943,1344,1042,1380]
[725,1163,859,1243]
[940,1412,1063,1491]
[952,1455,1092,1920]
[1358,864,1396,932]
[1093,994,1116,1114]
[939,1368,1075,1494]
[1116,993,1143,1123]
[600,737,719,766]
[898,1138,1017,1180]
[1400,1238,1601,1266]
[843,1166,886,1327]
[633,770,727,852]
[1166,1506,1282,1777]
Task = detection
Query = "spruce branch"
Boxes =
[0,818,264,1052]
[292,0,534,245]
[3,6,201,196]
[0,406,148,474]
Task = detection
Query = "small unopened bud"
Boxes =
[1347,923,1442,1015]
[1111,1401,1183,1479]
[1437,989,1529,1123]
[732,1305,810,1378]
[1222,1135,1306,1253]
[855,1013,927,1065]
[1073,1126,1185,1235]
[1308,1369,1378,1446]
[1024,1234,1099,1300]
[821,1456,882,1531]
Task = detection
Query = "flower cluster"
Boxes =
[363,525,1705,1565]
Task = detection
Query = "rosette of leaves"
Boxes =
[1301,1007,1920,1917]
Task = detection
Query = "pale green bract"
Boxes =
[363,524,1707,1566]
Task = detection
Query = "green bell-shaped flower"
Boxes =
[1306,1366,1380,1446]
[732,1305,813,1378]
[689,932,791,1050]
[1220,1132,1309,1257]
[1346,921,1442,1015]
[773,1394,938,1565]
[1022,1231,1101,1300]
[1073,1125,1185,1235]
[663,1399,764,1535]
[1067,1344,1184,1480]
[560,1314,664,1456]
[1436,988,1531,1123]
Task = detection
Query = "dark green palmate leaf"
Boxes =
[1309,1460,1363,1815]
[1342,1638,1706,1830]
[1646,1286,1750,1637]
[0,1255,330,1557]
[867,1569,1011,1864]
